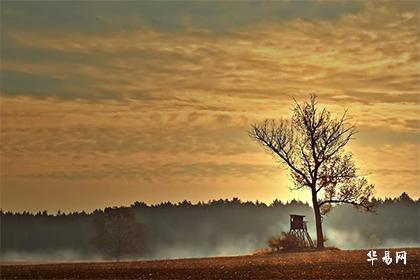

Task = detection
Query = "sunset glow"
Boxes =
[1,1,419,212]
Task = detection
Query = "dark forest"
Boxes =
[1,193,418,261]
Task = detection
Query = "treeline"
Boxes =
[1,193,418,260]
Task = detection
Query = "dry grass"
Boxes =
[1,248,418,279]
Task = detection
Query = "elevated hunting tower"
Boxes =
[289,214,315,248]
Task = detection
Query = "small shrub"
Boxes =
[268,236,282,252]
[253,248,271,256]
[267,232,301,252]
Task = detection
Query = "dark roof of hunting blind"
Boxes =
[290,214,305,217]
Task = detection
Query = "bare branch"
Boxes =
[249,119,312,186]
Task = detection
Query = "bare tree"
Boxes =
[249,95,375,248]
[90,208,147,261]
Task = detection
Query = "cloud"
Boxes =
[1,1,419,211]
[2,1,418,106]
[1,1,362,34]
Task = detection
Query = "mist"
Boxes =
[1,194,418,262]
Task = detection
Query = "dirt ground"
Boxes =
[1,248,418,279]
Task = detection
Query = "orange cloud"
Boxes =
[1,2,419,212]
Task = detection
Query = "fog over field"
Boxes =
[2,194,418,262]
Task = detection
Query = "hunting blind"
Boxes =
[289,214,315,248]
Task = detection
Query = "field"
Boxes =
[1,248,418,279]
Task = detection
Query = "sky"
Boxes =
[1,1,419,212]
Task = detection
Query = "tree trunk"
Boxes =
[311,189,324,249]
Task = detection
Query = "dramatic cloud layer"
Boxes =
[1,1,419,212]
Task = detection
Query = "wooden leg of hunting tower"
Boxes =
[305,231,315,248]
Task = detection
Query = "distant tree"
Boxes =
[90,208,147,261]
[249,95,375,248]
[398,192,413,202]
